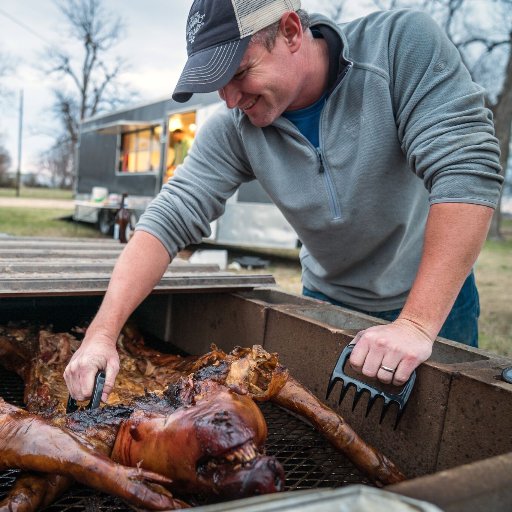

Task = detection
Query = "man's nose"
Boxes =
[218,82,241,109]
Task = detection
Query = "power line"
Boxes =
[0,6,52,45]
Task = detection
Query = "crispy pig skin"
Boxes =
[112,381,284,498]
[0,399,186,510]
[0,322,405,511]
[116,331,405,486]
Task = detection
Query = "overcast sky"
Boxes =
[0,0,377,174]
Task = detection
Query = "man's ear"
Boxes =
[279,11,302,52]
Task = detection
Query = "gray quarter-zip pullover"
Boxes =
[137,9,502,311]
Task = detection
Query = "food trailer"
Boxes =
[74,94,298,249]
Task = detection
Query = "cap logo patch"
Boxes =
[187,11,205,44]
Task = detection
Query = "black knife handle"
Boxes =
[66,370,106,414]
[88,370,106,410]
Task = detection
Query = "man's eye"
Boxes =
[234,69,247,79]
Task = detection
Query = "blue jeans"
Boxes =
[303,273,480,347]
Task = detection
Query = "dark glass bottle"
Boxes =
[114,193,131,244]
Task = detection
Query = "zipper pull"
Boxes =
[317,148,325,173]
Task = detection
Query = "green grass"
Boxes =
[475,219,512,357]
[0,207,104,238]
[0,187,74,199]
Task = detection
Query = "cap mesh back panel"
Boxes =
[233,0,301,37]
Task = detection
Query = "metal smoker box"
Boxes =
[0,237,511,512]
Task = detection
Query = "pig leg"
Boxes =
[271,376,406,486]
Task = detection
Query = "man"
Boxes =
[64,0,502,402]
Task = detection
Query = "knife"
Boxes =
[66,370,106,413]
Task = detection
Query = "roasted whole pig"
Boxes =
[0,324,284,510]
[0,322,405,510]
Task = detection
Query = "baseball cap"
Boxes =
[172,0,301,103]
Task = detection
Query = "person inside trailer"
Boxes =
[165,128,192,181]
[64,0,503,402]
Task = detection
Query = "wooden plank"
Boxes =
[0,249,122,259]
[0,273,276,297]
[0,236,276,297]
[0,260,218,274]
[0,242,122,251]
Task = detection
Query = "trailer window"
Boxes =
[119,126,161,173]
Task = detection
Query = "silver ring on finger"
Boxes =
[380,365,396,374]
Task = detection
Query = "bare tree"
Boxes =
[0,139,12,187]
[0,54,8,100]
[322,0,349,21]
[425,0,511,239]
[39,137,75,189]
[0,48,15,108]
[326,0,510,239]
[46,0,135,187]
[0,50,16,189]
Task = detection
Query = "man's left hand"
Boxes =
[349,319,434,386]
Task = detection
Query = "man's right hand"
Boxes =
[63,333,120,402]
[63,231,172,403]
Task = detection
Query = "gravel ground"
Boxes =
[0,197,74,209]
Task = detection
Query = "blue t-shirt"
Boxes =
[282,92,327,148]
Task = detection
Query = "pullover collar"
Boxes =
[310,14,352,95]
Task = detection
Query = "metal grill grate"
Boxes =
[0,366,369,510]
[260,402,370,489]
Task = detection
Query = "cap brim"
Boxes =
[172,37,251,103]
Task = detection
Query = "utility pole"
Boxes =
[15,88,23,197]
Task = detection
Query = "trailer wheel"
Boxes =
[97,209,115,235]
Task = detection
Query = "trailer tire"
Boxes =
[97,209,115,236]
